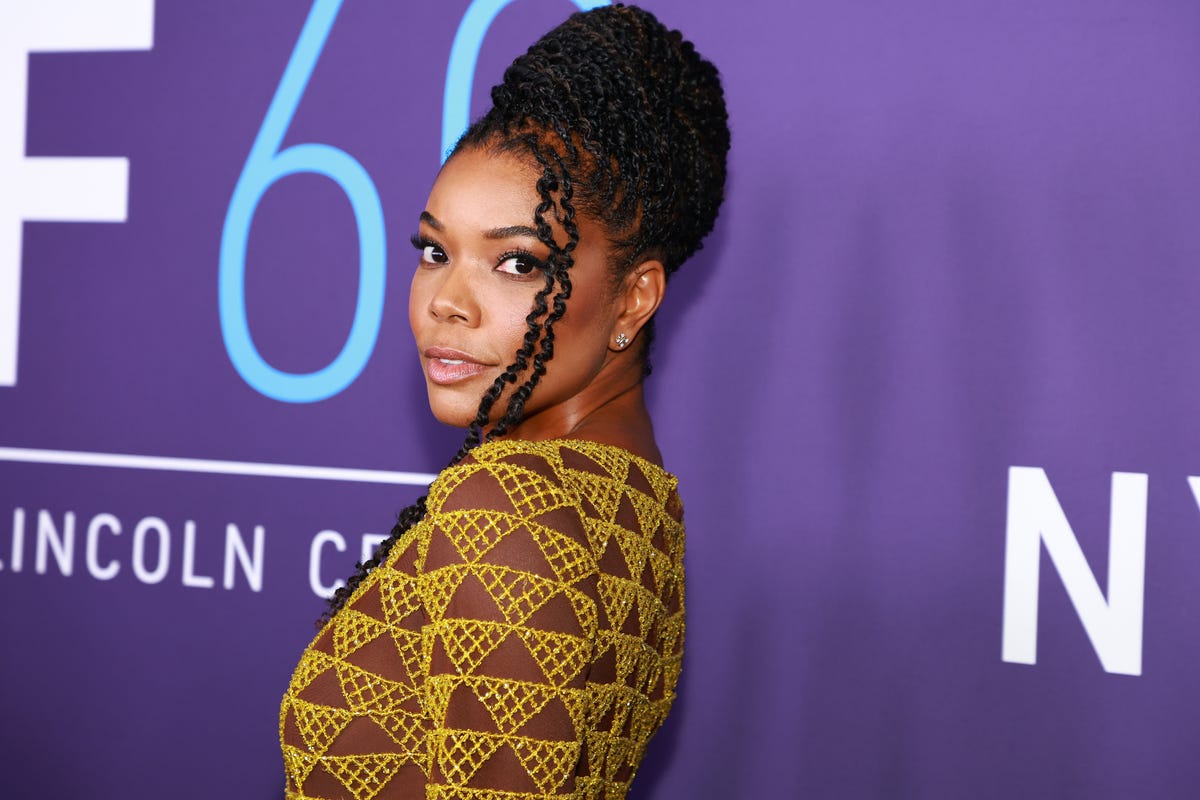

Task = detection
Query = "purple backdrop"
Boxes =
[3,1,1200,797]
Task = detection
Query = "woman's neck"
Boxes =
[497,367,662,466]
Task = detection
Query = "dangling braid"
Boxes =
[320,4,728,625]
[489,147,579,440]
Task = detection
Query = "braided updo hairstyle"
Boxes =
[320,3,729,624]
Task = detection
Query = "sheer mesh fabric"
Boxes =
[280,439,685,799]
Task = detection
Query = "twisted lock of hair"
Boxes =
[320,4,727,624]
[490,147,578,440]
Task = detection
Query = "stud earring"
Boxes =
[614,332,630,349]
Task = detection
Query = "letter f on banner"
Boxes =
[1002,467,1147,676]
[0,1,154,387]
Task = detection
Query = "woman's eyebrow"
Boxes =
[484,225,540,240]
[420,212,539,241]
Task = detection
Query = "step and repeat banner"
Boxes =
[3,1,1199,797]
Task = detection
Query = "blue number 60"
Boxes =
[219,0,384,403]
[220,0,610,403]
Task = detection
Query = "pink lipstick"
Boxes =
[424,347,491,385]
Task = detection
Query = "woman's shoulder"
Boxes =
[437,438,676,498]
[420,438,680,536]
[414,437,684,592]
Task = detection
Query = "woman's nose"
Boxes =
[427,263,479,325]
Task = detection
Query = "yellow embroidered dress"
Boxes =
[279,438,685,799]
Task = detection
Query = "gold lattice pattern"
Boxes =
[280,439,685,799]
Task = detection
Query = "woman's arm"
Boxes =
[418,453,599,797]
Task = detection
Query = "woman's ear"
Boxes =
[610,259,666,351]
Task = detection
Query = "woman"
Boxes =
[279,5,729,798]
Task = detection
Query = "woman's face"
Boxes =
[409,146,624,434]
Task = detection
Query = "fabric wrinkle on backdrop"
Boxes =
[2,1,1200,798]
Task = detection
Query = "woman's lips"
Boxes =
[424,347,491,385]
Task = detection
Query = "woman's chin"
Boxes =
[427,404,477,430]
[425,389,483,429]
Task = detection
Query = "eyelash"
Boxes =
[409,234,545,278]
[495,250,545,277]
[410,234,446,264]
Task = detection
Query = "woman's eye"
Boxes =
[422,244,447,264]
[497,255,538,276]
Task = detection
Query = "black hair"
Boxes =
[320,3,729,625]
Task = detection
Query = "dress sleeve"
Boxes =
[417,452,599,799]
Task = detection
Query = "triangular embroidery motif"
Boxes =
[442,510,515,563]
[510,737,580,795]
[558,686,591,731]
[608,693,633,735]
[323,752,407,800]
[645,551,670,596]
[612,638,640,684]
[378,570,420,622]
[474,564,561,626]
[573,443,629,484]
[469,677,556,735]
[564,471,624,520]
[584,518,618,558]
[635,589,659,640]
[583,728,612,778]
[370,708,425,756]
[336,661,414,715]
[663,519,685,564]
[334,609,389,659]
[438,619,510,676]
[291,697,354,755]
[289,649,338,694]
[423,675,455,724]
[597,575,637,632]
[491,463,567,518]
[421,565,469,622]
[633,646,658,689]
[629,491,665,541]
[584,684,618,730]
[658,615,684,657]
[630,700,660,743]
[516,628,589,686]
[614,529,650,587]
[639,655,663,696]
[434,730,504,786]
[428,467,470,509]
[528,524,595,586]
[388,627,425,687]
[566,587,598,634]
